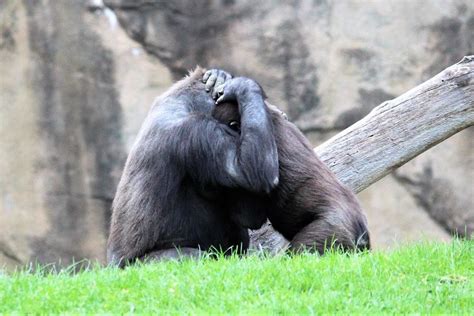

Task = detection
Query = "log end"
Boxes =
[458,55,474,64]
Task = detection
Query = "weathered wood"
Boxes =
[250,56,474,251]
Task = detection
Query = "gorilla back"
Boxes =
[107,68,279,266]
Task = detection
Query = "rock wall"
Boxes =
[0,0,472,268]
[0,0,127,269]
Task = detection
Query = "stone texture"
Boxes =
[393,130,474,237]
[1,0,126,269]
[359,176,451,249]
[0,0,472,268]
[0,0,174,269]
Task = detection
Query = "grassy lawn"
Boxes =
[0,240,472,314]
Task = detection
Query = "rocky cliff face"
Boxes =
[0,0,472,269]
[0,0,126,268]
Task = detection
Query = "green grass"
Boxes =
[0,240,472,314]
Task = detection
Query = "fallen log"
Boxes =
[250,56,474,251]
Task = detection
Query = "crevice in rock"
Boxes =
[393,166,473,237]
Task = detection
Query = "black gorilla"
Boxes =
[107,68,370,266]
[107,69,277,266]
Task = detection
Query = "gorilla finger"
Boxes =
[213,74,227,99]
[205,74,218,92]
[215,71,226,88]
[202,70,212,83]
[212,88,218,100]
[215,92,231,105]
[212,84,224,100]
[215,95,224,104]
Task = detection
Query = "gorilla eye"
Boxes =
[228,120,241,132]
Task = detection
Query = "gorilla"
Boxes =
[107,69,278,266]
[107,68,370,267]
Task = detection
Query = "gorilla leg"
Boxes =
[289,216,370,254]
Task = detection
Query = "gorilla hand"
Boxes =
[203,69,233,100]
[215,78,263,106]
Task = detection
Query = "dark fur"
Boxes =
[107,68,278,266]
[213,94,370,253]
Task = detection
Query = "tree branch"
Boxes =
[250,56,474,251]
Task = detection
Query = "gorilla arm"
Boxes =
[154,69,279,193]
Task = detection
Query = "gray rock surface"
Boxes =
[0,0,471,268]
[1,0,125,269]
